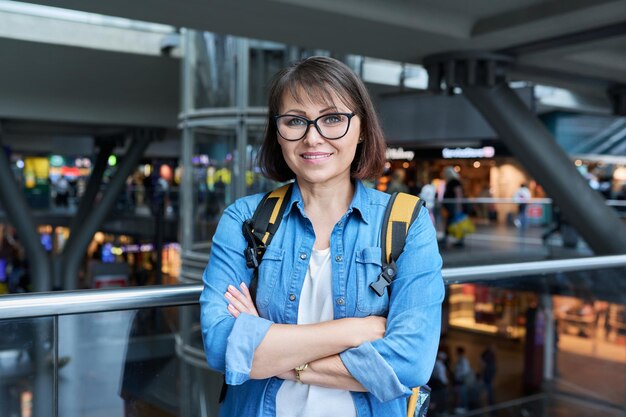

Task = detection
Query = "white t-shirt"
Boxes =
[513,186,531,202]
[419,183,436,210]
[275,248,357,417]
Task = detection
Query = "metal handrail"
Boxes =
[1,255,625,320]
[439,197,626,206]
[444,254,626,283]
[0,284,202,320]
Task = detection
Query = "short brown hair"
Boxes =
[258,56,387,182]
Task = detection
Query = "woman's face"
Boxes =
[277,89,361,188]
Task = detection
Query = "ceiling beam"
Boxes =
[472,0,619,37]
[499,21,626,56]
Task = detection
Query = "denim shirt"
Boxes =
[200,180,444,417]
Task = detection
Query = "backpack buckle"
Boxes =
[370,262,396,297]
[243,219,266,270]
[244,245,265,269]
[244,247,259,269]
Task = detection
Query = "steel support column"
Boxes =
[235,38,250,200]
[179,30,197,417]
[61,131,153,289]
[49,140,118,289]
[464,83,626,254]
[0,132,51,291]
[424,52,626,254]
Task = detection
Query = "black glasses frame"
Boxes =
[273,112,356,141]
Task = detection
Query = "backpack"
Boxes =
[242,183,425,298]
[241,183,430,416]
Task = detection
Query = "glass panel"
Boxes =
[248,43,288,107]
[191,31,238,110]
[192,128,236,248]
[0,262,622,416]
[0,317,54,417]
[462,395,625,417]
[57,305,222,417]
[554,297,626,409]
[437,266,626,415]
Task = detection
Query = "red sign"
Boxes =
[527,204,543,219]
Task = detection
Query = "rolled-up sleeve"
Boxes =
[340,208,444,402]
[224,313,273,384]
[199,198,273,385]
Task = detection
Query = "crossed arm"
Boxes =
[224,282,386,391]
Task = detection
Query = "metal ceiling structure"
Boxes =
[16,0,626,103]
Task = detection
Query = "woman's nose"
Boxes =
[302,123,325,146]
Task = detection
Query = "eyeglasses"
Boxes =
[273,112,355,141]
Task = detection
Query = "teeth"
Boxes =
[302,154,330,159]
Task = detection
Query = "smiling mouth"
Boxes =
[301,153,332,160]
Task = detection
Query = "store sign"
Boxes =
[527,204,544,219]
[442,146,495,159]
[386,147,415,161]
[49,155,65,167]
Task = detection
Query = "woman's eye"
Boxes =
[321,114,343,124]
[286,117,307,126]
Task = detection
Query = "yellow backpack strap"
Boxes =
[370,192,423,297]
[368,193,426,415]
[407,387,420,417]
[254,184,293,245]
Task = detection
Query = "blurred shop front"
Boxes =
[381,143,549,226]
[443,279,626,403]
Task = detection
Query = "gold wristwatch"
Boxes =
[294,363,308,384]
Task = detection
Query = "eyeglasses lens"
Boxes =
[276,114,351,140]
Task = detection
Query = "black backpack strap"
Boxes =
[221,183,293,404]
[370,192,423,297]
[242,183,293,300]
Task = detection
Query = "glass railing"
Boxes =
[1,256,625,417]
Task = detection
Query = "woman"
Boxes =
[200,56,444,417]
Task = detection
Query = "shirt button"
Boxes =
[289,294,296,301]
[336,297,345,306]
[337,220,343,226]
[300,253,307,260]
[335,255,343,262]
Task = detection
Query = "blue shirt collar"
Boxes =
[284,179,370,224]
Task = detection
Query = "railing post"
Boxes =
[542,293,555,381]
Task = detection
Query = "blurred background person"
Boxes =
[513,183,531,230]
[442,167,466,248]
[386,168,409,194]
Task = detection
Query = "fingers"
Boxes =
[229,284,255,310]
[227,303,240,318]
[239,281,252,298]
[225,287,249,313]
[224,283,259,317]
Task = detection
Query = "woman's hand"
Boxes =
[225,282,259,318]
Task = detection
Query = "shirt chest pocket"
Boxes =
[355,247,389,315]
[255,246,285,309]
